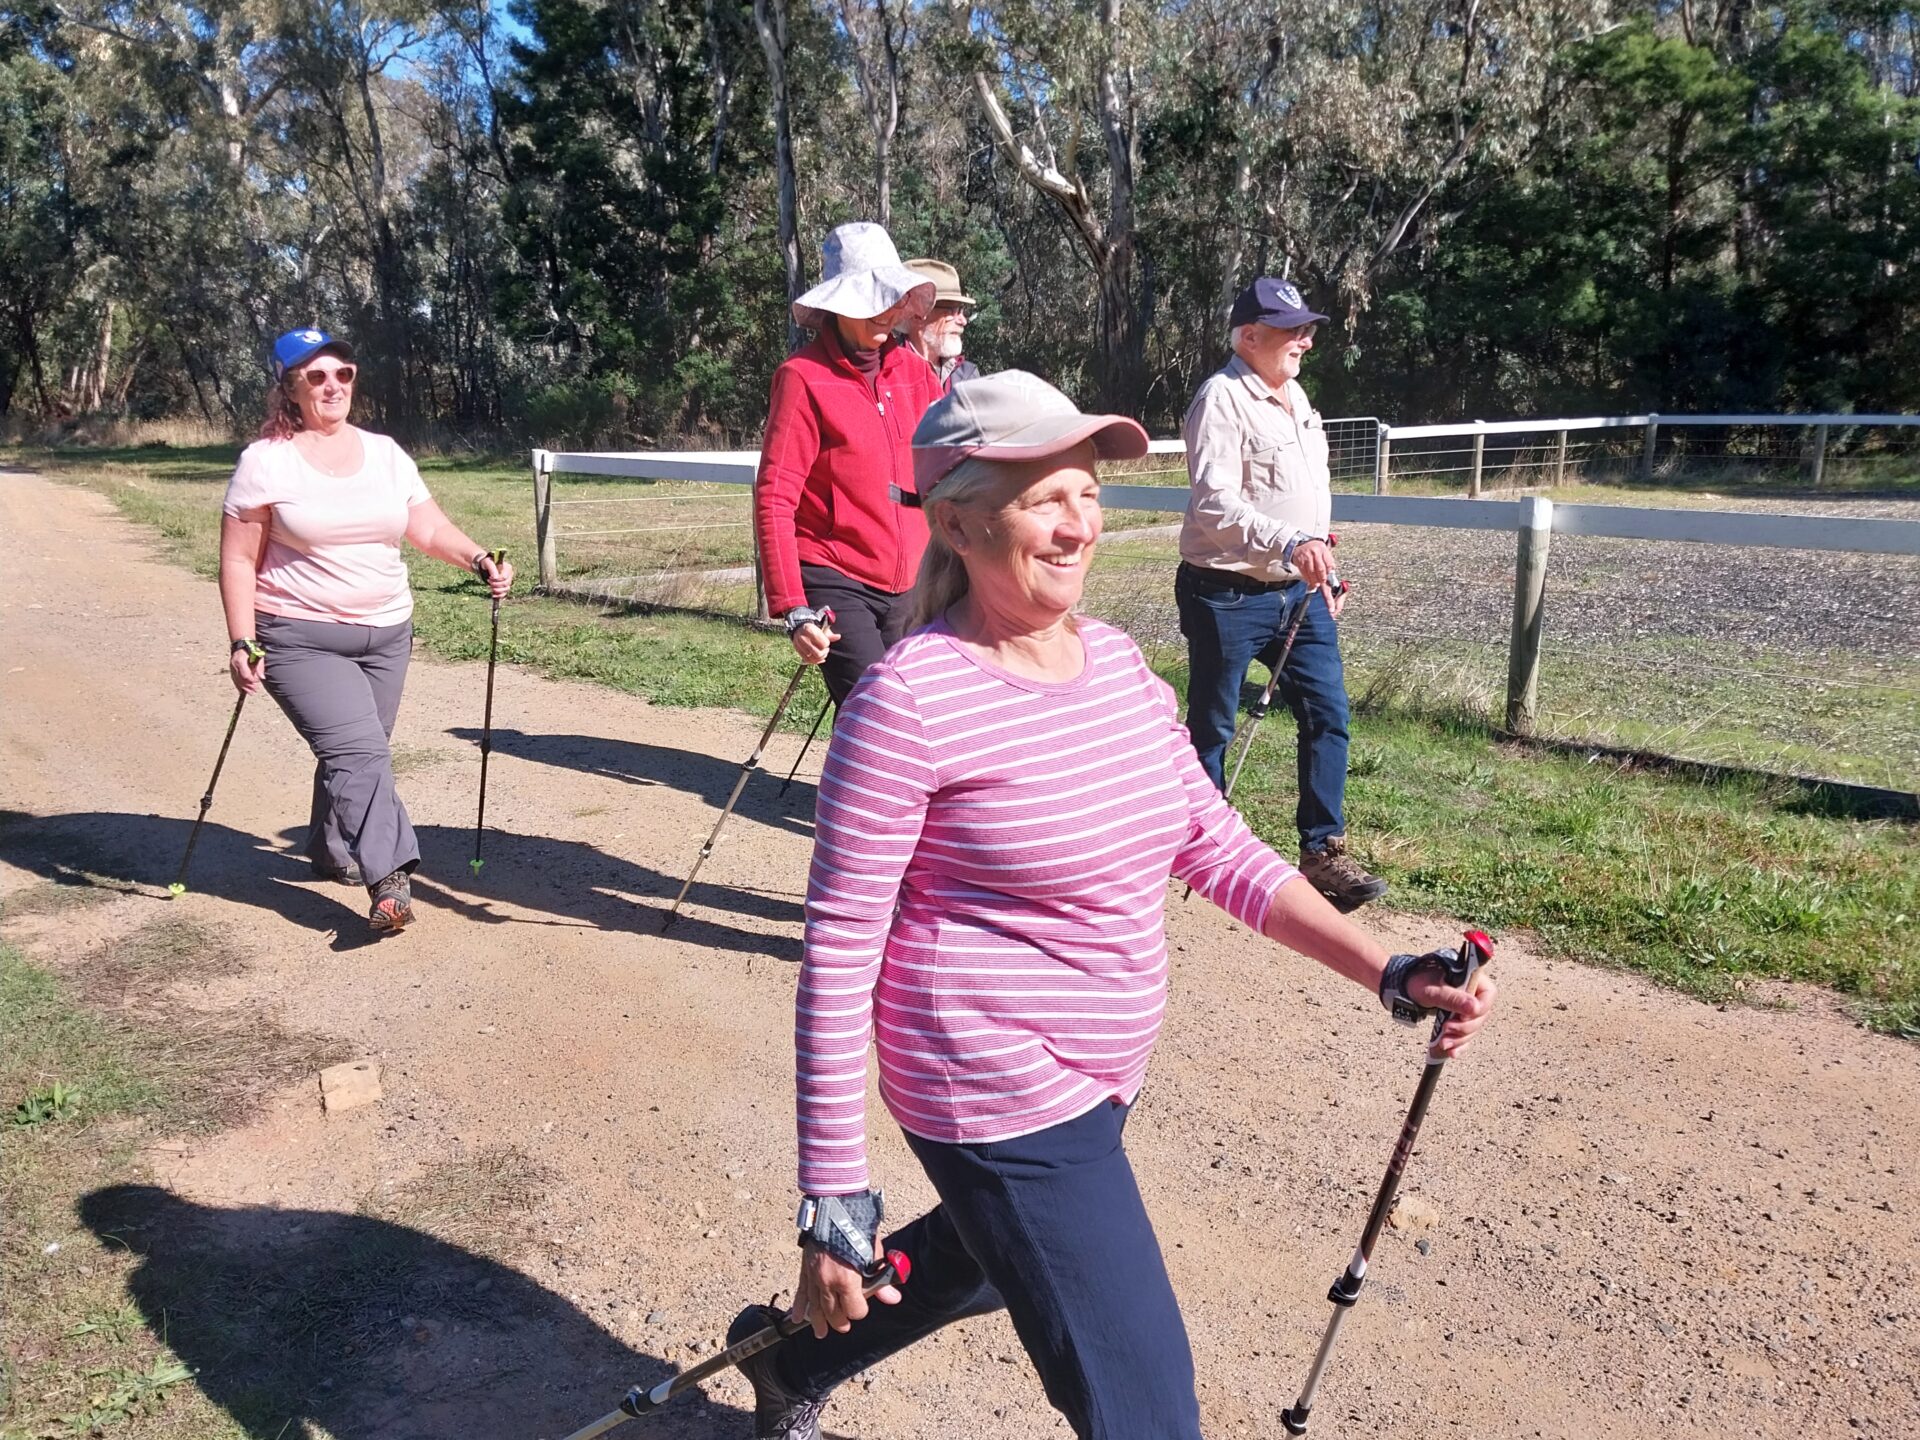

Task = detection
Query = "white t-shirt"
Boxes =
[222,431,431,626]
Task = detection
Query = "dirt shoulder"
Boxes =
[2,470,1917,1439]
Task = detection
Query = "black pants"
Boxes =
[799,564,912,708]
[772,1102,1203,1439]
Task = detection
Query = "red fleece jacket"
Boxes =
[754,330,942,616]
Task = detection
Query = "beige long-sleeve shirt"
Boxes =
[1178,355,1332,582]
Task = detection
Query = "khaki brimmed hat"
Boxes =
[793,222,936,332]
[911,371,1148,496]
[905,258,975,307]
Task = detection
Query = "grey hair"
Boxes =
[906,455,1006,631]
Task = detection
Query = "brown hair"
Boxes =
[258,381,304,440]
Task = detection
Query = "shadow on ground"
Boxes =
[77,1184,740,1440]
[0,809,801,962]
[445,727,821,838]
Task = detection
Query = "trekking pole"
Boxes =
[168,640,266,897]
[1183,572,1345,903]
[778,691,833,797]
[1279,930,1495,1436]
[471,548,508,877]
[1221,575,1348,806]
[556,1249,911,1439]
[663,610,833,929]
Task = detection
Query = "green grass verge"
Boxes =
[1217,705,1917,1037]
[8,442,1917,1035]
[0,943,244,1439]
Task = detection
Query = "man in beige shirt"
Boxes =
[1174,277,1386,911]
[902,259,980,393]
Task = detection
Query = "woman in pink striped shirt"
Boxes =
[727,372,1497,1440]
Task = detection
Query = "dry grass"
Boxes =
[361,1145,548,1259]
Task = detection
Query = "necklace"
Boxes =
[298,428,359,477]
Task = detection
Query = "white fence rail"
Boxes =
[531,418,1920,738]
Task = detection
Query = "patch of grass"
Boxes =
[1222,704,1919,1032]
[360,1145,546,1259]
[0,943,238,1440]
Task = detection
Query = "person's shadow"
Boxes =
[77,1184,741,1440]
[445,727,821,840]
[0,808,802,962]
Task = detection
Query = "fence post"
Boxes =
[1640,414,1659,482]
[1469,423,1485,498]
[531,448,558,592]
[1554,428,1568,486]
[1504,496,1554,737]
[1807,423,1829,488]
[1375,424,1390,495]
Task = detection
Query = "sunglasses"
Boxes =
[293,364,356,387]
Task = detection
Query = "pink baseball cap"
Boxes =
[910,371,1148,497]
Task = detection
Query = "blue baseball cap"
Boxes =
[1229,277,1328,330]
[271,328,354,378]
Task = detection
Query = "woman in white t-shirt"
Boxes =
[218,329,512,933]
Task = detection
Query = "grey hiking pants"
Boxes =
[255,613,419,885]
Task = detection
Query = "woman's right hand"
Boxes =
[229,646,265,695]
[790,1242,901,1340]
[789,620,840,665]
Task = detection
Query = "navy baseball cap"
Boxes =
[271,328,354,378]
[1229,278,1328,330]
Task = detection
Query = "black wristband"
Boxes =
[470,551,491,577]
[230,637,262,658]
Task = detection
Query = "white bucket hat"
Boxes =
[793,222,936,333]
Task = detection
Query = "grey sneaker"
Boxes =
[315,860,365,887]
[1300,836,1388,913]
[727,1305,830,1440]
[367,869,414,932]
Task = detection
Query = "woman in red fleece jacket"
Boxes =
[755,222,944,707]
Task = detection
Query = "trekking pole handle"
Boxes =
[611,1250,912,1422]
[237,639,265,664]
[1427,929,1495,1053]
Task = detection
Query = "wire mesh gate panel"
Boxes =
[534,450,762,618]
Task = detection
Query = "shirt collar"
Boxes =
[1225,353,1289,405]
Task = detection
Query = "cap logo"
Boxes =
[1275,282,1302,309]
[299,329,324,343]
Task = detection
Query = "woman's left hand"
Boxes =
[478,553,514,600]
[1406,967,1498,1058]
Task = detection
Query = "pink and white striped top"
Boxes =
[796,617,1300,1194]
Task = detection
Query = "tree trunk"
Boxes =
[753,0,802,352]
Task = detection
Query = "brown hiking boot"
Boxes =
[367,869,414,933]
[1300,837,1387,914]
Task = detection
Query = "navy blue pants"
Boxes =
[1175,564,1350,851]
[773,1101,1203,1439]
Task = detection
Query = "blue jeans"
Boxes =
[772,1101,1203,1440]
[1174,564,1350,851]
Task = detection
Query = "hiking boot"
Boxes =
[727,1305,830,1440]
[315,861,365,887]
[1300,836,1388,914]
[367,868,414,933]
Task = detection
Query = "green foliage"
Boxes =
[11,1081,78,1129]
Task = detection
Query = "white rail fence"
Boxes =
[531,415,1920,739]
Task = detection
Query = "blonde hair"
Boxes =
[906,456,1007,630]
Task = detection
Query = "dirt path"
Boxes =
[2,469,1917,1440]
